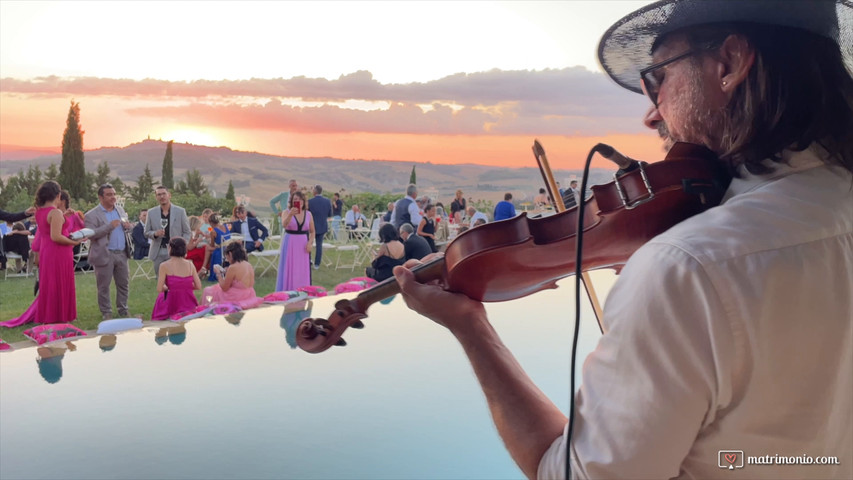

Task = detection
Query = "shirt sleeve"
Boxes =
[538,241,734,479]
[409,202,422,225]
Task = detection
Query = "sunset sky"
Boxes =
[0,1,661,170]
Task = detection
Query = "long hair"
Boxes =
[686,23,853,175]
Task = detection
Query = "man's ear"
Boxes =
[717,34,755,93]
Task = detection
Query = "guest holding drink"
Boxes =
[151,238,201,320]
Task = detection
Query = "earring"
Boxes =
[722,80,728,86]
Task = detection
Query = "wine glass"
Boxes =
[160,218,169,230]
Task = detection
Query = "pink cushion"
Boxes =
[23,323,87,345]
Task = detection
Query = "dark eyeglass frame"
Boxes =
[640,48,703,108]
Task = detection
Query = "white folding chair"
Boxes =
[250,249,279,277]
[4,252,33,279]
[73,240,92,273]
[131,258,155,280]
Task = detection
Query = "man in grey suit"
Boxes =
[144,185,192,276]
[84,184,133,320]
[307,184,332,270]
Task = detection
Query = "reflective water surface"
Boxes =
[0,272,616,480]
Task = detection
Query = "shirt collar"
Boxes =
[722,146,827,202]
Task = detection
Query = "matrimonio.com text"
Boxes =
[718,450,841,471]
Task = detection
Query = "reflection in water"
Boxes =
[279,301,313,349]
[99,335,117,352]
[224,312,245,326]
[35,342,76,384]
[154,325,187,346]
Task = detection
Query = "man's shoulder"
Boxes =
[84,206,101,217]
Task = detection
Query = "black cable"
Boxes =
[566,144,609,480]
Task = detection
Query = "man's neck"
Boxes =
[100,203,114,212]
[161,203,171,213]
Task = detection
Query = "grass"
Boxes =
[0,247,369,343]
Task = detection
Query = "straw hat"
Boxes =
[598,0,853,94]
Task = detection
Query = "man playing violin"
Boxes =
[394,1,852,478]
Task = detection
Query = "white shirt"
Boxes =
[539,147,853,479]
[468,211,488,227]
[345,210,366,226]
[407,196,423,226]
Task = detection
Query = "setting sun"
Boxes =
[163,128,222,148]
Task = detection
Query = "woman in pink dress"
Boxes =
[152,237,201,320]
[1,190,83,327]
[33,182,81,324]
[275,190,314,291]
[202,242,262,310]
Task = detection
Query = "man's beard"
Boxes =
[659,66,724,153]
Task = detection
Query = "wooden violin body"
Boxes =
[297,142,728,353]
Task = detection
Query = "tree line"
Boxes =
[0,101,236,218]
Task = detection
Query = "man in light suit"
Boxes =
[144,185,191,276]
[230,205,269,253]
[307,184,332,270]
[85,184,133,320]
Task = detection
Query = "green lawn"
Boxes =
[0,248,368,343]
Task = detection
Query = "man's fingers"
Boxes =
[402,259,423,269]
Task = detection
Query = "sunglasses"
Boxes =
[640,48,704,107]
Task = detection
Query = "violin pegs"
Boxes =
[335,337,347,347]
[351,320,365,329]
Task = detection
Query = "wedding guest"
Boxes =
[0,206,36,223]
[185,216,212,274]
[276,190,314,291]
[151,237,201,320]
[399,223,431,261]
[534,188,550,209]
[345,204,368,230]
[230,204,269,253]
[2,222,31,272]
[450,189,466,224]
[392,184,422,229]
[33,181,81,323]
[85,183,133,320]
[466,206,488,227]
[307,185,332,270]
[382,202,394,223]
[206,214,229,281]
[131,210,150,260]
[203,241,263,309]
[493,193,518,221]
[365,223,405,282]
[331,192,343,240]
[417,204,438,253]
[144,185,191,276]
[269,179,299,216]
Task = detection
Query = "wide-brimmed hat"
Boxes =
[598,0,853,94]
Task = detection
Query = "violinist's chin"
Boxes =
[657,122,675,151]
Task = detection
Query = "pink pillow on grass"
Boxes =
[23,324,87,345]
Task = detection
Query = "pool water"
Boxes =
[0,271,615,479]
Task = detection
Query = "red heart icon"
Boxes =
[725,454,737,464]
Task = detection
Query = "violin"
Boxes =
[296,142,729,353]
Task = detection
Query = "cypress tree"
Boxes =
[409,165,417,185]
[225,180,235,201]
[133,164,155,203]
[58,101,87,199]
[162,140,174,189]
